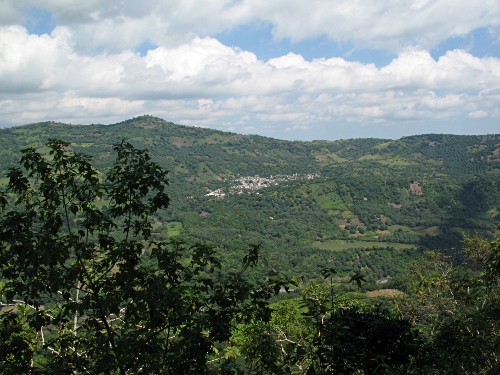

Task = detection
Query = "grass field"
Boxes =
[358,154,415,166]
[366,289,403,298]
[312,239,417,251]
[166,222,183,237]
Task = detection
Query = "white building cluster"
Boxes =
[205,173,320,198]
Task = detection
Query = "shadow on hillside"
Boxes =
[417,178,496,257]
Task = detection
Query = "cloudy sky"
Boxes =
[0,1,499,141]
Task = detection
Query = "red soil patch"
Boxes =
[338,217,364,228]
[489,148,500,162]
[376,230,391,235]
[135,121,158,129]
[409,183,423,195]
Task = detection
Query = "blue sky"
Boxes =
[0,1,499,141]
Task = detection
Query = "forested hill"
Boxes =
[1,115,499,282]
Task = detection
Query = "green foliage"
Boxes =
[1,118,500,373]
[291,275,421,375]
[0,140,285,374]
[311,307,421,374]
[395,236,500,374]
[228,319,284,374]
[0,117,499,283]
[0,306,38,374]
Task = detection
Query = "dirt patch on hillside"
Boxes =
[366,289,403,298]
[388,202,402,209]
[338,217,363,228]
[425,226,441,235]
[135,121,159,129]
[409,183,423,195]
[489,148,500,162]
[376,230,391,235]
[171,136,191,148]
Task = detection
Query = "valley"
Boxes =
[0,115,499,286]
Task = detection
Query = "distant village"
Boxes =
[205,173,321,198]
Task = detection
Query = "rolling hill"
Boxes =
[1,115,499,285]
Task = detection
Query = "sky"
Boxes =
[0,1,499,141]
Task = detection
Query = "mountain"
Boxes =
[1,115,499,284]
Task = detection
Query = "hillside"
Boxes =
[1,115,499,284]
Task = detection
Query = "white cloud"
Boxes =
[285,124,313,132]
[237,0,500,51]
[0,25,69,93]
[1,0,499,53]
[0,1,22,25]
[468,110,488,118]
[420,93,465,109]
[0,12,499,138]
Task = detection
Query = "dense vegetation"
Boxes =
[1,133,500,373]
[0,116,498,285]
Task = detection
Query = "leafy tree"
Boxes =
[395,236,500,374]
[0,140,283,374]
[296,270,421,375]
[229,267,421,375]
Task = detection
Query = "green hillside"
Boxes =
[1,115,499,284]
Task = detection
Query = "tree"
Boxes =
[394,238,500,374]
[296,270,421,375]
[0,140,282,374]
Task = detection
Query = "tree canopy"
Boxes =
[1,138,500,374]
[0,140,285,374]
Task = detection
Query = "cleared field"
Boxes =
[358,154,415,166]
[312,240,417,251]
[366,289,404,298]
[166,222,183,237]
